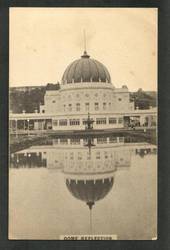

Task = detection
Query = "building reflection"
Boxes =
[10,136,157,169]
[10,152,47,168]
[10,136,157,234]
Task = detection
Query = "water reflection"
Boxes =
[10,152,47,168]
[10,136,156,169]
[9,135,157,238]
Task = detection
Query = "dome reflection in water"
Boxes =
[65,137,115,234]
[9,135,157,239]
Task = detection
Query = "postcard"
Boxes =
[9,8,157,240]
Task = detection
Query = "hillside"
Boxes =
[130,89,157,109]
[10,83,60,113]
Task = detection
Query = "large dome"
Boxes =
[62,51,111,84]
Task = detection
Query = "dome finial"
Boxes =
[84,29,86,53]
[86,201,94,210]
[81,30,90,58]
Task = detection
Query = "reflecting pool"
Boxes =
[9,135,157,240]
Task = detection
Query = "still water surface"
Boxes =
[9,135,157,240]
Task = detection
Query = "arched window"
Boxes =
[68,104,72,111]
[76,103,80,111]
[95,103,99,111]
[85,103,89,111]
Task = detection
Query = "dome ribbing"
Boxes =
[62,51,111,84]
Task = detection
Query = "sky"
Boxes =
[9,8,157,91]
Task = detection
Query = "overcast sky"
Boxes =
[10,8,157,91]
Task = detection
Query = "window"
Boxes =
[83,138,94,144]
[82,119,87,125]
[109,103,111,109]
[85,103,89,111]
[118,117,123,124]
[103,103,106,110]
[109,137,117,143]
[70,152,74,160]
[104,152,108,159]
[96,152,100,159]
[53,120,58,126]
[70,138,80,145]
[42,110,45,113]
[63,105,66,111]
[118,98,122,101]
[59,119,67,126]
[76,103,80,111]
[53,139,58,144]
[109,117,117,124]
[96,118,106,124]
[119,137,124,143]
[52,100,56,103]
[69,119,80,126]
[64,153,68,160]
[95,103,99,111]
[87,152,91,160]
[78,152,82,160]
[68,104,72,111]
[60,138,68,144]
[97,137,107,144]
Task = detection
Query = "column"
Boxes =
[80,139,84,146]
[23,119,25,132]
[148,115,152,127]
[15,119,18,137]
[27,119,29,135]
[93,138,97,145]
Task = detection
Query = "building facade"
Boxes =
[9,50,157,132]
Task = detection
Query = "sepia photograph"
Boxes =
[9,8,157,240]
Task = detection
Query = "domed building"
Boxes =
[39,50,135,130]
[9,49,157,132]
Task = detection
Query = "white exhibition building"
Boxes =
[9,50,157,132]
